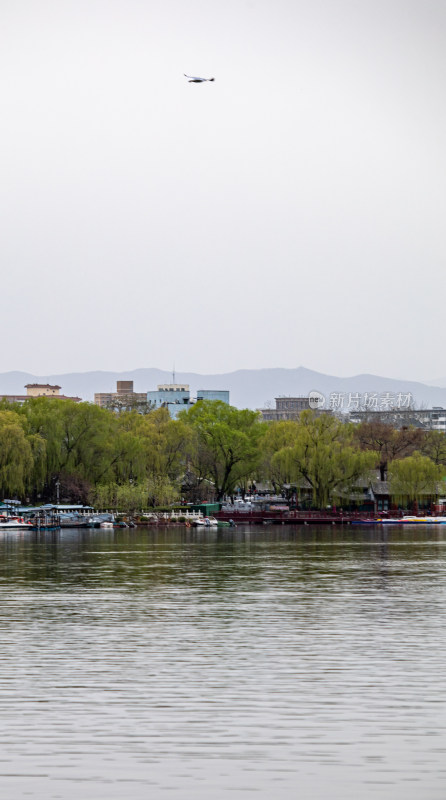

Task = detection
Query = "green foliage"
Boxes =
[0,398,190,502]
[91,482,148,514]
[92,476,179,514]
[128,408,192,481]
[0,410,35,496]
[115,483,149,515]
[2,396,443,511]
[146,476,179,507]
[18,398,119,486]
[388,452,443,503]
[273,411,377,507]
[182,401,265,500]
[262,421,301,491]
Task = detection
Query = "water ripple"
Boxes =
[0,526,445,798]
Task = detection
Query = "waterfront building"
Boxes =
[0,384,81,404]
[94,381,147,409]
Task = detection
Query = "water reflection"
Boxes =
[0,526,445,799]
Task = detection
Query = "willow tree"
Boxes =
[18,397,65,481]
[275,411,377,508]
[388,452,443,506]
[146,476,179,507]
[92,478,178,513]
[261,421,300,493]
[183,401,265,500]
[92,415,148,486]
[56,401,116,478]
[20,397,125,488]
[130,408,192,482]
[0,410,35,497]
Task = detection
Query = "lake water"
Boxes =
[0,525,445,799]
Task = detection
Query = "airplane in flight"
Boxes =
[184,74,215,83]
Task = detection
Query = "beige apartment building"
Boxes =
[94,381,147,409]
[0,384,81,403]
[25,383,62,397]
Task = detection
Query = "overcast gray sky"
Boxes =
[1,0,444,380]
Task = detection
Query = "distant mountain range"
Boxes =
[1,367,446,410]
[425,377,446,388]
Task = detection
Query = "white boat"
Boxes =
[87,514,115,528]
[193,516,219,528]
[378,516,446,524]
[99,521,114,528]
[0,516,33,529]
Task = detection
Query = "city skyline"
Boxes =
[1,364,446,411]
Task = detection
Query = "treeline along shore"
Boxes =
[0,397,445,514]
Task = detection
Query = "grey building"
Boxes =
[259,397,330,421]
[348,407,446,432]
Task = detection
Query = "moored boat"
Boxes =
[0,515,33,529]
[193,516,236,528]
[86,513,115,528]
[378,516,446,524]
[193,516,219,528]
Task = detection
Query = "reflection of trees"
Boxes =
[0,528,443,596]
